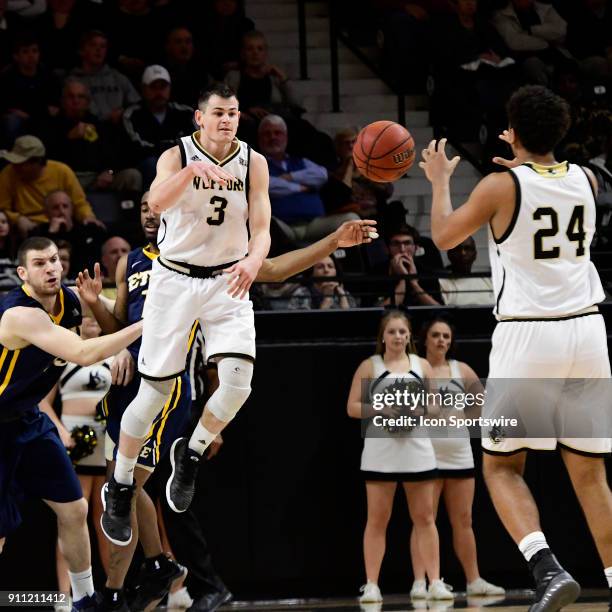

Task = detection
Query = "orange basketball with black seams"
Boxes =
[353,121,415,183]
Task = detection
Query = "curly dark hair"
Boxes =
[506,85,571,155]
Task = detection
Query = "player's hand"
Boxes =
[111,348,135,386]
[76,263,103,305]
[224,256,262,299]
[492,129,521,168]
[334,219,378,247]
[206,433,224,460]
[59,424,75,449]
[190,161,236,187]
[419,138,460,184]
[0,536,6,555]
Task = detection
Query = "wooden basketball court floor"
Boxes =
[219,589,610,611]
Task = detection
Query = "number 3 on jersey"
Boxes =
[533,205,585,259]
[207,196,228,226]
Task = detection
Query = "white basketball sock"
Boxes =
[68,567,94,601]
[188,422,217,456]
[518,531,549,562]
[114,451,138,485]
[604,566,612,588]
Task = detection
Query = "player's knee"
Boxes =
[0,537,5,554]
[57,498,88,526]
[207,358,253,423]
[120,377,175,438]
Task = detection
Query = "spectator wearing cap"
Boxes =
[122,64,195,188]
[70,30,140,124]
[0,135,102,237]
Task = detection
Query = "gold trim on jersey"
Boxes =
[154,376,182,463]
[190,132,241,166]
[21,284,65,324]
[0,348,21,396]
[187,321,199,352]
[142,244,159,261]
[523,160,569,178]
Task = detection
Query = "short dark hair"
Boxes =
[198,84,237,109]
[386,224,420,245]
[12,31,39,54]
[507,85,571,155]
[17,237,56,267]
[79,29,107,50]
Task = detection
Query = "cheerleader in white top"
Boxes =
[347,311,453,603]
[409,318,504,599]
[40,315,113,601]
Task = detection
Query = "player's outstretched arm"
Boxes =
[256,219,378,283]
[148,147,236,214]
[2,307,143,366]
[225,151,271,298]
[420,138,511,250]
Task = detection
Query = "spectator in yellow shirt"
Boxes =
[0,135,103,237]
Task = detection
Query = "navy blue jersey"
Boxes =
[0,284,82,419]
[126,245,158,362]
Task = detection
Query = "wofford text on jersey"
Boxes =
[192,177,245,191]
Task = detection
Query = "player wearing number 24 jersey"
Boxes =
[420,85,612,612]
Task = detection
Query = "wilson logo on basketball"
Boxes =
[392,149,414,165]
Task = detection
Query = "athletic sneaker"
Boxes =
[188,587,233,611]
[167,586,193,609]
[528,549,580,611]
[410,579,428,599]
[467,577,506,596]
[166,438,201,513]
[100,477,134,546]
[99,588,129,611]
[71,592,101,612]
[128,554,185,611]
[358,582,382,603]
[428,579,454,600]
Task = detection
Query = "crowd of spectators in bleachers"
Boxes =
[0,0,610,311]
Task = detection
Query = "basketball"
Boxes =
[353,121,415,183]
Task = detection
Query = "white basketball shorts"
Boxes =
[482,312,611,456]
[138,259,255,380]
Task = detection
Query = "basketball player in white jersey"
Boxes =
[101,84,271,546]
[420,85,612,611]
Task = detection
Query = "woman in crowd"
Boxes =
[347,310,453,603]
[409,317,505,598]
[40,314,113,604]
[289,254,356,310]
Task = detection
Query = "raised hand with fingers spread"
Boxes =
[419,138,461,184]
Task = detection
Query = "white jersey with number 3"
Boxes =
[488,161,605,319]
[157,132,251,267]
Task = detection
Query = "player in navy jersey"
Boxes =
[0,237,142,611]
[78,192,378,610]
